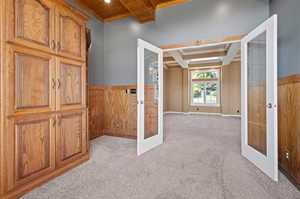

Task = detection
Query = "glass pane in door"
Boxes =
[144,49,159,139]
[247,31,267,155]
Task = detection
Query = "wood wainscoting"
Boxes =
[88,86,105,139]
[103,85,137,139]
[278,74,300,189]
[88,85,159,140]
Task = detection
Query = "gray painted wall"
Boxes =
[87,19,104,85]
[67,0,105,85]
[270,0,300,78]
[102,0,269,85]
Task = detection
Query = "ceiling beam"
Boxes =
[160,35,244,50]
[157,0,192,9]
[189,61,223,68]
[119,0,155,23]
[103,13,132,23]
[164,51,226,62]
[222,43,240,66]
[169,51,189,68]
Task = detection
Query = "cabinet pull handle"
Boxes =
[53,119,56,127]
[57,79,61,89]
[58,117,62,126]
[57,41,61,51]
[51,40,56,50]
[52,78,56,89]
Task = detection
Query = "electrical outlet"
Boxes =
[115,121,121,129]
[285,151,289,160]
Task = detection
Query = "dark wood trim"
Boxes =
[278,74,300,85]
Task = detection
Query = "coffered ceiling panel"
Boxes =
[72,0,192,23]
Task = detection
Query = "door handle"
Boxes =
[57,41,61,51]
[51,40,56,50]
[52,118,56,127]
[57,79,61,89]
[52,78,56,89]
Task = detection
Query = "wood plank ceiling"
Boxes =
[72,0,191,23]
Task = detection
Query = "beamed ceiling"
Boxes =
[72,0,192,23]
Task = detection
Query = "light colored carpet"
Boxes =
[22,114,300,199]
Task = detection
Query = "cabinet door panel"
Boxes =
[7,46,56,115]
[56,58,86,111]
[56,110,87,167]
[7,0,55,53]
[56,6,86,61]
[5,114,55,191]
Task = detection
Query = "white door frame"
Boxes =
[137,39,164,155]
[241,15,278,181]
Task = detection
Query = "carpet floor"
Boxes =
[22,114,300,199]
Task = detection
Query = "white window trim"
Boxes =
[189,69,221,107]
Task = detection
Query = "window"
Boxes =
[190,69,220,106]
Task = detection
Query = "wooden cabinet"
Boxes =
[56,58,86,111]
[56,5,86,61]
[56,110,87,167]
[1,0,89,198]
[7,45,56,115]
[6,0,56,53]
[5,114,56,191]
[6,0,86,61]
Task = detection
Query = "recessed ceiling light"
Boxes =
[104,0,111,3]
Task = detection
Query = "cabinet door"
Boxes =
[6,0,56,53]
[56,58,86,111]
[5,114,55,191]
[7,45,56,116]
[56,5,86,61]
[56,110,87,167]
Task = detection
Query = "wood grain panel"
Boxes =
[60,63,82,105]
[88,86,105,140]
[71,0,191,23]
[56,110,87,167]
[103,86,137,139]
[7,45,56,115]
[119,0,155,23]
[57,58,86,111]
[144,85,158,139]
[16,120,51,180]
[87,85,157,139]
[6,113,55,191]
[164,68,183,112]
[16,0,50,46]
[247,84,266,155]
[278,74,300,189]
[7,0,56,53]
[221,61,241,115]
[56,4,86,61]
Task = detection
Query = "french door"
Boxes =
[241,15,278,181]
[137,39,163,155]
